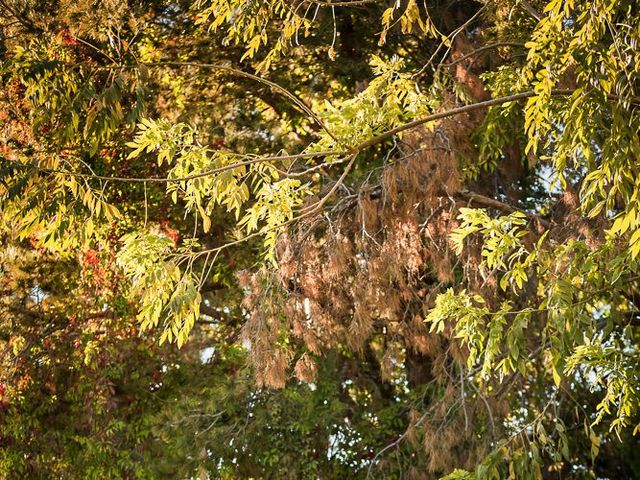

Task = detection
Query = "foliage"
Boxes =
[2,0,640,478]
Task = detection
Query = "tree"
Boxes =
[1,0,640,478]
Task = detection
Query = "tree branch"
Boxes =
[29,89,584,184]
[457,190,550,228]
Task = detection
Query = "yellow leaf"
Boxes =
[552,364,562,387]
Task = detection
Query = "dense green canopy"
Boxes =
[1,0,640,478]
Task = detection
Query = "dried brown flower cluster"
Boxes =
[238,112,520,471]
